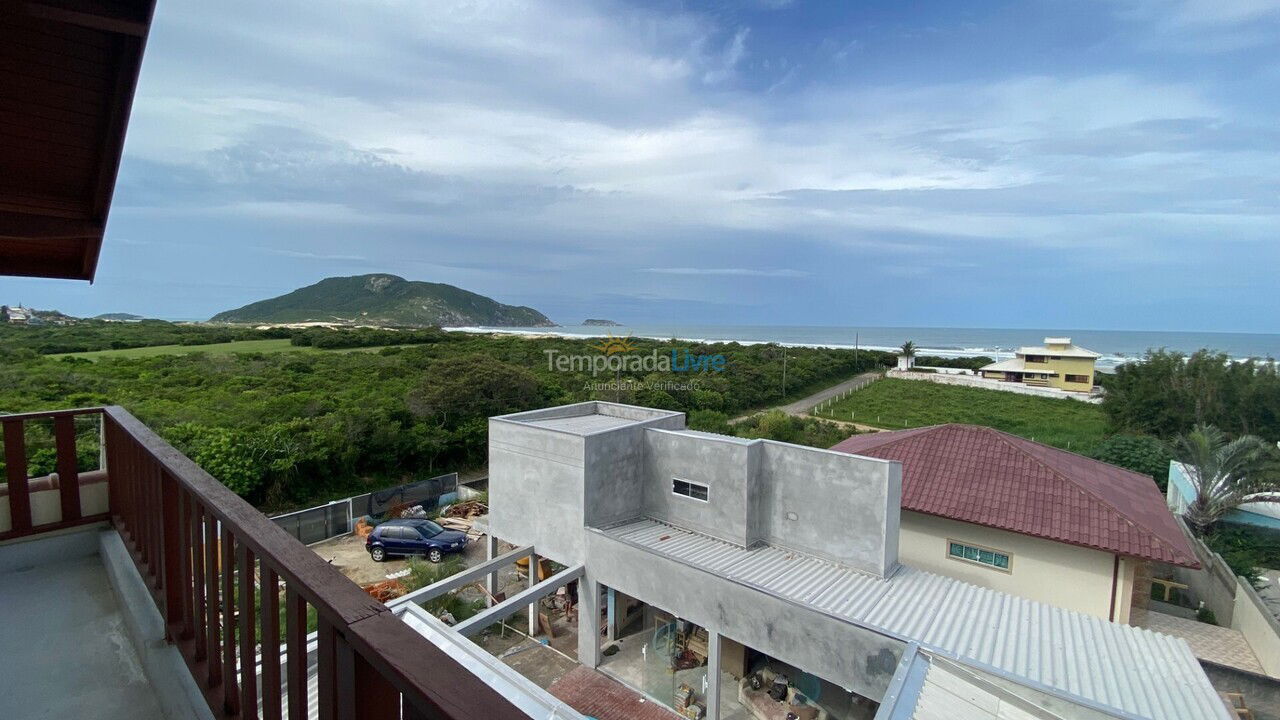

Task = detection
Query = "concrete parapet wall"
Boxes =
[585,529,906,700]
[1233,578,1280,678]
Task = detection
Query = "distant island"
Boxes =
[95,313,146,322]
[582,318,622,327]
[209,274,555,328]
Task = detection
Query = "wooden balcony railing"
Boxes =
[1,406,527,720]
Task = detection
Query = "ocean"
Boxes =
[450,324,1280,370]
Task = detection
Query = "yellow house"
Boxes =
[979,336,1099,392]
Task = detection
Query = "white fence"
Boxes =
[885,370,1103,404]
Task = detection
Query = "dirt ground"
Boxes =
[313,520,585,692]
[309,523,527,597]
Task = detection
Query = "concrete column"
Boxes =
[577,576,601,668]
[606,586,617,641]
[527,550,539,636]
[485,534,499,608]
[706,629,721,720]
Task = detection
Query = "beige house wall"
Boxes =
[899,511,1131,621]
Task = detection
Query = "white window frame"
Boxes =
[672,478,709,503]
[946,539,1012,572]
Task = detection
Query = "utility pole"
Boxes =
[855,332,859,369]
[781,350,788,398]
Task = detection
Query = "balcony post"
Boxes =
[161,471,185,638]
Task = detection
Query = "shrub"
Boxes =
[1089,434,1171,489]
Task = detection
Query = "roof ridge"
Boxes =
[837,423,948,454]
[985,427,1194,563]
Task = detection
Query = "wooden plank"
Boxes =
[191,497,207,659]
[52,414,81,521]
[221,527,240,715]
[102,407,388,625]
[261,567,282,720]
[2,420,31,534]
[205,514,221,688]
[317,617,337,720]
[0,512,107,542]
[239,545,259,720]
[285,587,307,720]
[26,2,150,37]
[161,471,185,639]
[357,652,402,720]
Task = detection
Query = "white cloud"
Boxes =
[640,267,811,278]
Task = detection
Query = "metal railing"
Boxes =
[2,406,526,720]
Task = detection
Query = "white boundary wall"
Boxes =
[886,370,1103,404]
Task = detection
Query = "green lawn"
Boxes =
[48,339,417,360]
[816,378,1108,454]
[50,338,314,359]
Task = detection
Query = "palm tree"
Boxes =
[1169,424,1280,534]
[899,340,916,359]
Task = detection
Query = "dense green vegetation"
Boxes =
[0,325,889,510]
[817,378,1109,453]
[211,273,554,327]
[1088,434,1173,489]
[0,319,287,354]
[688,409,853,448]
[1204,525,1280,583]
[52,338,312,360]
[1103,349,1280,442]
[913,355,995,371]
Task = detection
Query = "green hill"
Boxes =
[210,274,555,327]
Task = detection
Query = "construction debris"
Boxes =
[363,579,408,603]
[442,500,488,519]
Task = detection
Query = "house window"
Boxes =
[1065,374,1089,383]
[672,478,709,502]
[1025,355,1046,363]
[948,540,1011,571]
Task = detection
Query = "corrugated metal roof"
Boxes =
[606,518,1230,720]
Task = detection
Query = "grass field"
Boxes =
[49,339,409,360]
[50,338,311,359]
[816,378,1108,453]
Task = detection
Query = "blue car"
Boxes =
[366,518,468,563]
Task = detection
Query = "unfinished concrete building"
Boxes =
[488,401,1230,720]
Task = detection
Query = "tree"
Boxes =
[405,354,543,427]
[1090,434,1172,489]
[899,340,916,359]
[1169,424,1280,534]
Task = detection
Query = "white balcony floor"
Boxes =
[0,546,165,720]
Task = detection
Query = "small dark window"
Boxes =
[1065,374,1089,383]
[672,478,709,502]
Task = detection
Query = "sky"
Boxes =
[5,0,1280,332]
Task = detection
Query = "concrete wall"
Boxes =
[1201,661,1280,720]
[491,401,902,577]
[898,511,1122,620]
[585,529,906,701]
[0,470,109,533]
[488,418,588,565]
[758,441,900,576]
[642,430,755,547]
[1154,509,1239,626]
[1232,578,1280,678]
[584,416,684,530]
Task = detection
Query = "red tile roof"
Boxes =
[830,425,1199,567]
